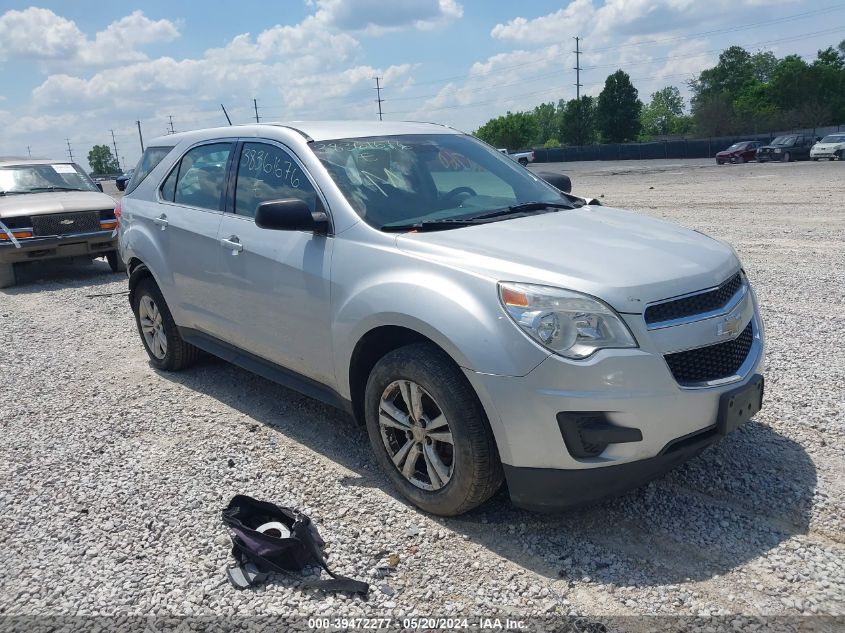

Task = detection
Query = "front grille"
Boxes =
[664,322,754,385]
[31,211,101,236]
[645,273,743,325]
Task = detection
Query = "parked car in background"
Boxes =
[115,168,135,191]
[755,135,814,162]
[716,141,762,164]
[810,134,845,161]
[119,121,764,516]
[0,158,122,288]
[497,148,535,165]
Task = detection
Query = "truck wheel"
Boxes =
[518,157,528,166]
[131,277,198,371]
[106,251,127,273]
[364,343,503,516]
[0,263,16,289]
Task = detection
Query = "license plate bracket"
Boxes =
[717,375,764,435]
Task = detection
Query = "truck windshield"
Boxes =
[310,134,567,230]
[0,163,98,195]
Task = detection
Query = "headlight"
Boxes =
[499,282,637,359]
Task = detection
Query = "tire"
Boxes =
[837,151,844,161]
[755,157,762,163]
[782,152,791,162]
[131,277,198,371]
[829,158,835,161]
[0,263,16,289]
[738,156,745,164]
[106,250,127,273]
[518,157,528,166]
[364,343,503,516]
[812,158,819,161]
[716,160,723,165]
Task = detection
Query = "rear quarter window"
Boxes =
[125,146,174,194]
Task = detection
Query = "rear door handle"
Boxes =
[220,236,243,253]
[152,214,169,228]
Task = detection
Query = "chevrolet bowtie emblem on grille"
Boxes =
[60,219,75,225]
[717,309,743,338]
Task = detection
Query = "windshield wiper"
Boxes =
[381,218,483,232]
[27,186,84,193]
[470,201,573,220]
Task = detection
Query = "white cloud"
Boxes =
[0,7,179,67]
[309,0,462,33]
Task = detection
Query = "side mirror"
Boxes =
[536,171,572,194]
[255,199,329,234]
[96,183,104,192]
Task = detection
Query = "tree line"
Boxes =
[474,41,845,149]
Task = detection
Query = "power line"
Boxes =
[374,77,384,121]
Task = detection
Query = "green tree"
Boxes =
[596,70,642,142]
[640,86,685,137]
[474,111,538,150]
[87,145,119,175]
[750,51,779,82]
[690,46,753,106]
[559,96,597,146]
[531,102,559,146]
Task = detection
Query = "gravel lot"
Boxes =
[1,159,843,624]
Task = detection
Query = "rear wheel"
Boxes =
[518,157,528,166]
[106,251,126,273]
[131,277,198,371]
[0,263,16,289]
[364,343,503,516]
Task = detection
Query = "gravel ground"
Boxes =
[0,159,843,625]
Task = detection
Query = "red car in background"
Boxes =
[716,141,762,164]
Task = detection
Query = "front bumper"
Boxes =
[463,298,765,510]
[0,231,117,264]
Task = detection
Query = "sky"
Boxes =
[1,0,843,172]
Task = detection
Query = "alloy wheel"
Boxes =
[378,380,454,491]
[139,295,167,360]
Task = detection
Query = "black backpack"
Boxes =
[221,495,369,595]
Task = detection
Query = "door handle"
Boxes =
[220,236,243,253]
[152,214,169,228]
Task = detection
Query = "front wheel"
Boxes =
[782,152,791,162]
[364,343,503,516]
[131,277,198,371]
[737,156,745,164]
[106,251,126,273]
[0,263,16,289]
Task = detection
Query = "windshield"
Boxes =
[770,136,796,146]
[310,134,567,230]
[726,143,746,151]
[821,135,845,143]
[0,163,98,195]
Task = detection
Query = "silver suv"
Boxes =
[119,122,764,516]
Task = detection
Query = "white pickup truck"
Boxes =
[498,148,535,166]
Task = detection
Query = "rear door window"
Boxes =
[171,143,233,211]
[125,146,174,194]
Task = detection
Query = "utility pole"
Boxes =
[374,77,384,121]
[136,120,144,152]
[110,130,120,172]
[573,36,582,101]
[65,138,73,162]
[253,98,260,123]
[573,36,583,146]
[221,104,232,126]
[168,115,176,134]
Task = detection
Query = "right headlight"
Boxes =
[499,282,638,359]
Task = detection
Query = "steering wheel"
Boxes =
[442,186,477,205]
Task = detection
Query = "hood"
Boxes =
[395,206,739,314]
[0,190,116,219]
[717,148,742,155]
[813,142,845,151]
